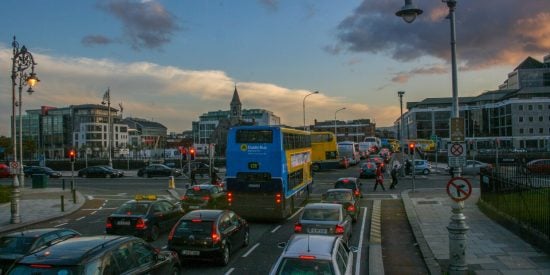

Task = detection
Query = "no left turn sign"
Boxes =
[446,177,472,202]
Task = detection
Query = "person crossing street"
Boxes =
[390,164,399,189]
[374,164,386,191]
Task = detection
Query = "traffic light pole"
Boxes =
[412,147,415,192]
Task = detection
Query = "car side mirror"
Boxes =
[277,242,287,249]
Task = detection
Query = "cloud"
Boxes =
[333,0,550,75]
[0,46,391,136]
[82,35,113,46]
[392,65,448,83]
[97,0,180,50]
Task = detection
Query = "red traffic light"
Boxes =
[69,150,75,157]
[189,148,195,154]
[409,143,415,149]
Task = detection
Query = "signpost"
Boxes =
[448,143,466,168]
[446,177,472,202]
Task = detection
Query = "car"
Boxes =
[23,166,62,178]
[334,177,362,198]
[294,203,353,244]
[0,228,80,274]
[359,162,377,178]
[413,159,431,175]
[321,189,360,223]
[182,162,219,177]
[0,164,9,178]
[339,157,350,169]
[6,235,181,275]
[448,160,492,175]
[138,164,182,178]
[180,184,229,212]
[368,155,385,171]
[526,159,550,175]
[106,195,184,241]
[98,165,125,177]
[269,234,353,275]
[167,209,249,266]
[78,165,119,178]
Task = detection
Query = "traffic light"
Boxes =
[68,149,76,162]
[189,148,196,160]
[180,147,187,160]
[408,143,415,155]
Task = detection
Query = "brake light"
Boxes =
[181,195,188,200]
[212,223,221,244]
[192,219,202,223]
[299,255,316,260]
[30,264,52,269]
[106,218,113,229]
[193,186,201,191]
[168,224,177,241]
[335,225,345,234]
[294,223,302,233]
[275,193,282,204]
[347,205,355,212]
[135,218,147,229]
[342,179,350,183]
[227,192,233,203]
[354,190,360,196]
[202,196,210,201]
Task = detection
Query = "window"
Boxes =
[529,117,533,122]
[112,242,136,273]
[529,128,534,134]
[538,105,543,110]
[540,128,544,134]
[539,116,543,122]
[519,105,523,111]
[519,129,524,134]
[528,105,533,110]
[336,241,350,274]
[519,117,523,122]
[132,241,155,266]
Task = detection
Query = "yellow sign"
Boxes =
[450,117,465,142]
[240,144,248,151]
[135,194,157,201]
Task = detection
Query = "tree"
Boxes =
[0,136,13,161]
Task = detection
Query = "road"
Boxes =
[1,161,474,274]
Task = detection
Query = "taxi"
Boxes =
[180,184,229,212]
[106,195,184,241]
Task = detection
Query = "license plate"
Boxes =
[117,220,130,226]
[182,250,200,256]
[308,228,328,234]
[189,205,200,209]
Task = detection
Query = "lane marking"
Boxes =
[54,223,68,228]
[82,208,117,211]
[356,206,368,275]
[287,207,303,221]
[90,211,97,215]
[271,225,282,233]
[224,268,235,275]
[86,195,94,200]
[241,243,260,258]
[76,216,86,221]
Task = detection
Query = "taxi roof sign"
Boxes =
[134,194,157,201]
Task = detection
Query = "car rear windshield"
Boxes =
[186,188,211,196]
[8,265,79,275]
[275,258,334,275]
[113,202,150,215]
[325,191,353,201]
[174,220,213,237]
[334,182,355,190]
[0,236,35,254]
[302,208,340,221]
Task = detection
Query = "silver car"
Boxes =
[294,203,352,244]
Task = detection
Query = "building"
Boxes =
[396,54,550,151]
[313,119,376,142]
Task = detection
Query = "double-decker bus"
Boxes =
[225,126,313,220]
[311,131,340,171]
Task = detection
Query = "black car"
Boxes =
[23,166,62,178]
[78,166,118,178]
[167,209,249,266]
[6,235,181,275]
[138,164,182,178]
[0,228,80,274]
[182,162,219,177]
[99,165,125,177]
[180,184,229,212]
[106,195,184,241]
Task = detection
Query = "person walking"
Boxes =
[373,164,386,191]
[190,168,197,185]
[390,164,399,189]
[210,170,220,185]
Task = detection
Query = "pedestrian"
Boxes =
[390,165,399,189]
[190,168,197,185]
[210,170,220,185]
[373,164,386,191]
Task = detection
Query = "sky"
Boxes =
[0,0,548,136]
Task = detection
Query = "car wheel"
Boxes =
[243,230,249,247]
[148,225,160,241]
[219,244,230,266]
[423,169,430,175]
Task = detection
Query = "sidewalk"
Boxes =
[402,188,550,274]
[0,187,85,234]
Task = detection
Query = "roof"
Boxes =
[282,234,338,260]
[514,56,544,71]
[182,209,225,220]
[121,117,167,130]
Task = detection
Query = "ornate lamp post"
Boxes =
[102,88,113,168]
[334,107,346,142]
[302,91,319,131]
[11,36,40,224]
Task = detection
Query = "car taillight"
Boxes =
[212,223,221,244]
[275,193,282,204]
[347,205,355,212]
[299,255,316,260]
[335,225,345,234]
[181,195,188,200]
[202,196,210,201]
[168,224,177,241]
[294,223,302,233]
[30,264,52,269]
[227,192,233,204]
[105,217,113,229]
[354,190,360,196]
[135,218,147,229]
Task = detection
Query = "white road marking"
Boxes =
[86,195,94,200]
[224,268,235,275]
[90,211,97,215]
[54,223,68,227]
[241,243,260,258]
[287,207,303,221]
[76,216,86,221]
[356,206,368,275]
[82,208,117,211]
[271,225,282,233]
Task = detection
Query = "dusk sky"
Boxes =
[1,0,549,136]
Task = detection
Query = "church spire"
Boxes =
[230,83,242,124]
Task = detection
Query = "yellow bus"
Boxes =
[408,139,436,152]
[311,131,340,172]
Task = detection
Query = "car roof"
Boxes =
[304,203,343,210]
[282,234,339,260]
[325,188,354,194]
[183,209,225,220]
[336,177,358,182]
[18,235,131,264]
[188,184,217,190]
[2,228,74,238]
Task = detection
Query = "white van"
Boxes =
[338,142,360,165]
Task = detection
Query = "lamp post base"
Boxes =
[10,175,21,224]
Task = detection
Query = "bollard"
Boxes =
[62,179,65,190]
[447,202,469,274]
[61,195,65,212]
[169,176,175,189]
[70,180,74,191]
[72,189,77,204]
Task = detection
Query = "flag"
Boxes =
[103,88,110,102]
[119,102,123,113]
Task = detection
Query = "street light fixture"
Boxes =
[102,88,113,168]
[395,0,423,23]
[10,36,39,224]
[334,107,346,142]
[302,91,319,131]
[397,91,406,165]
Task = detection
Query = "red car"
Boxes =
[527,159,550,175]
[0,164,10,178]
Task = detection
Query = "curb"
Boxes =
[368,200,384,275]
[401,189,442,275]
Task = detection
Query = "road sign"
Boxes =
[446,177,472,202]
[450,117,465,142]
[430,134,438,142]
[119,148,129,155]
[448,143,466,157]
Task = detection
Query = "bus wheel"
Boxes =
[312,163,320,172]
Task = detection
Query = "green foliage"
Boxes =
[0,185,12,203]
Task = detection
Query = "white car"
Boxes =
[448,160,492,175]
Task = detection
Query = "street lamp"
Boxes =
[398,91,406,167]
[334,107,346,142]
[303,91,319,131]
[395,0,423,23]
[102,88,113,168]
[11,36,39,224]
